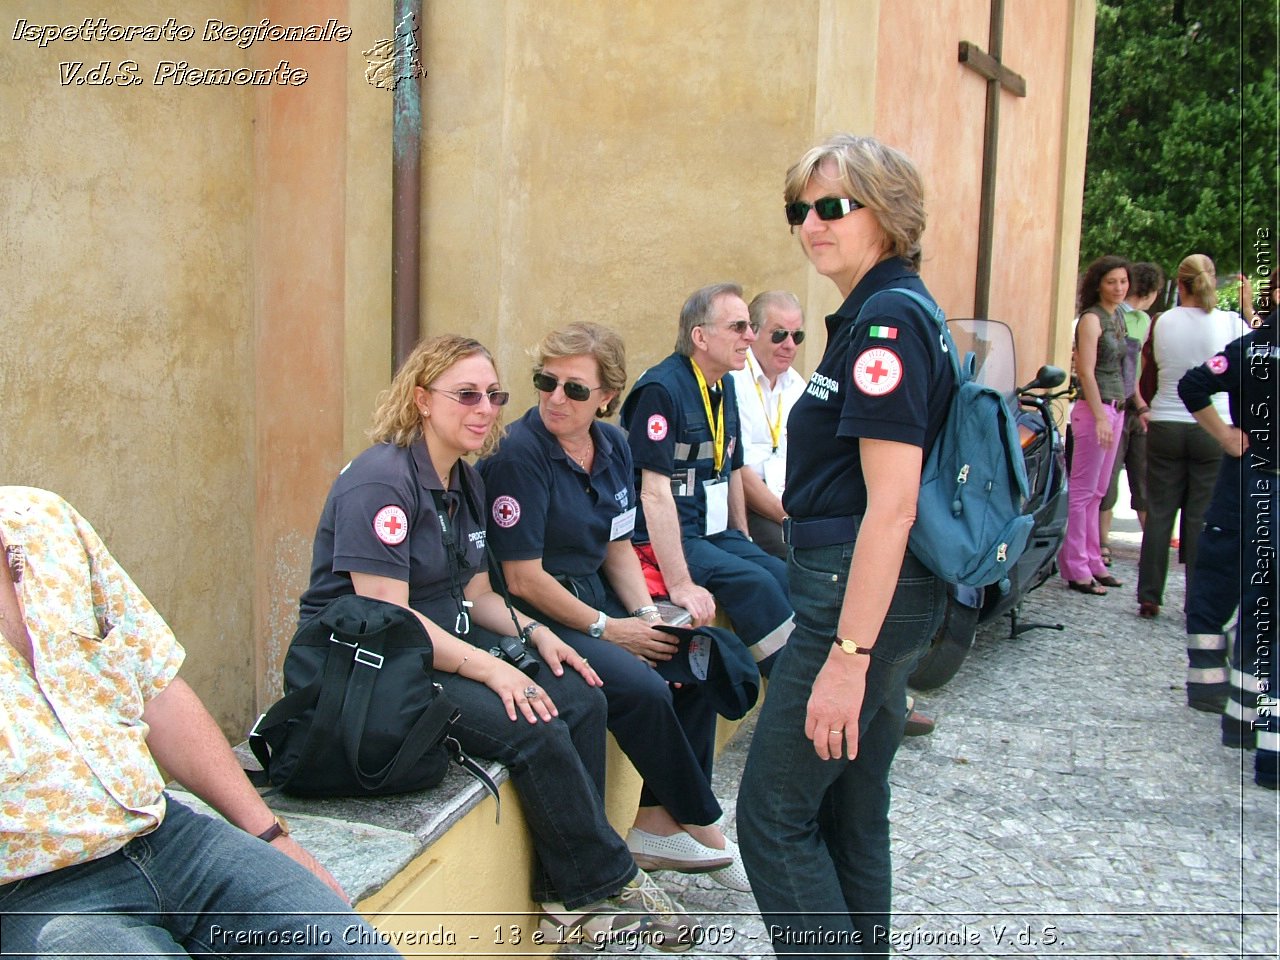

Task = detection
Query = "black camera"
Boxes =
[489,634,540,679]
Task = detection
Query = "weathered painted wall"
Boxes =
[0,0,258,729]
[873,0,1092,380]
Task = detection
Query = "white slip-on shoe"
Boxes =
[707,836,752,892]
[625,827,734,873]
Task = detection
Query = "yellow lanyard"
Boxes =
[691,360,726,472]
[747,353,783,453]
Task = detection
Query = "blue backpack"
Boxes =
[855,289,1034,590]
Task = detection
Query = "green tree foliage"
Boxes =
[1082,2,1277,292]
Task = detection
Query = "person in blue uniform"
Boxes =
[297,334,691,947]
[479,321,748,891]
[736,134,952,957]
[1179,269,1279,790]
[619,283,793,676]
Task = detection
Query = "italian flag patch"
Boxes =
[868,325,898,340]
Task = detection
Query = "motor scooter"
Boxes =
[908,318,1072,690]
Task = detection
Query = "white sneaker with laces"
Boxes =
[541,870,693,953]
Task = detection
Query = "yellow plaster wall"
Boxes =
[0,0,258,729]
[418,0,826,415]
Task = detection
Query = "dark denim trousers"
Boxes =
[434,649,638,909]
[524,571,722,826]
[0,799,390,958]
[737,542,944,958]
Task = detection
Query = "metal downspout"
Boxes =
[392,0,423,369]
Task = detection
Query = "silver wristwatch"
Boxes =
[587,610,608,638]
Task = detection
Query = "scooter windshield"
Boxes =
[946,318,1017,398]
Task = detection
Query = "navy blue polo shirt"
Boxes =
[479,406,637,579]
[298,441,488,624]
[784,257,952,521]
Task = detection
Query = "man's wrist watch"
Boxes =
[588,610,608,638]
[256,814,290,843]
[834,638,873,656]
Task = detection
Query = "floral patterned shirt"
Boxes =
[0,487,184,882]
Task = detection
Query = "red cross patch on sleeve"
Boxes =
[492,495,521,528]
[1207,354,1229,375]
[852,347,903,396]
[647,414,669,441]
[373,505,409,545]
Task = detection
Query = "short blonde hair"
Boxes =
[1177,254,1217,311]
[532,322,628,419]
[784,133,926,270]
[369,335,505,457]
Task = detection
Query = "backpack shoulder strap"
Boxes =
[854,288,962,382]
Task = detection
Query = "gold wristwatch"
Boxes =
[834,638,873,656]
[256,814,290,843]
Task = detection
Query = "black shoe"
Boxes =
[1222,720,1256,750]
[1188,695,1227,714]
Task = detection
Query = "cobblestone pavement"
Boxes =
[560,518,1279,959]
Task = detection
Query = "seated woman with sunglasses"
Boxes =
[728,291,807,559]
[297,335,691,947]
[478,323,750,892]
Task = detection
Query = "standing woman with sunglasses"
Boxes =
[736,134,951,957]
[298,335,691,945]
[479,322,749,891]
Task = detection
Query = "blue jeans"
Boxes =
[737,542,944,958]
[0,799,392,958]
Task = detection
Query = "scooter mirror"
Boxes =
[1028,365,1066,390]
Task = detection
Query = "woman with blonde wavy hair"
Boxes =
[1135,254,1249,619]
[297,335,690,946]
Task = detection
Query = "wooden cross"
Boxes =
[959,0,1027,319]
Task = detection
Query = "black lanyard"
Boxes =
[431,487,474,636]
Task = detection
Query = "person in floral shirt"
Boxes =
[0,487,393,957]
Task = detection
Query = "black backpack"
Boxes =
[248,594,494,799]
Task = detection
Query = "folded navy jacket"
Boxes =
[653,624,760,720]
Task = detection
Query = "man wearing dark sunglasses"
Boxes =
[620,283,794,678]
[730,291,807,560]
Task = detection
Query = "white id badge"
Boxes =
[703,478,729,536]
[610,507,637,541]
[763,454,787,497]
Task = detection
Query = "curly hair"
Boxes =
[368,335,505,457]
[1077,255,1131,314]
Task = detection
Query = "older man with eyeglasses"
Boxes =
[729,291,808,560]
[620,283,794,677]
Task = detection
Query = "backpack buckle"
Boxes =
[329,632,358,648]
[353,648,384,670]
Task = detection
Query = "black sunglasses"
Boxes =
[428,387,510,407]
[784,196,863,227]
[533,371,600,402]
[770,328,805,345]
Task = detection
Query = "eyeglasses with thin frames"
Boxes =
[428,387,510,407]
[532,371,601,402]
[784,196,863,227]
